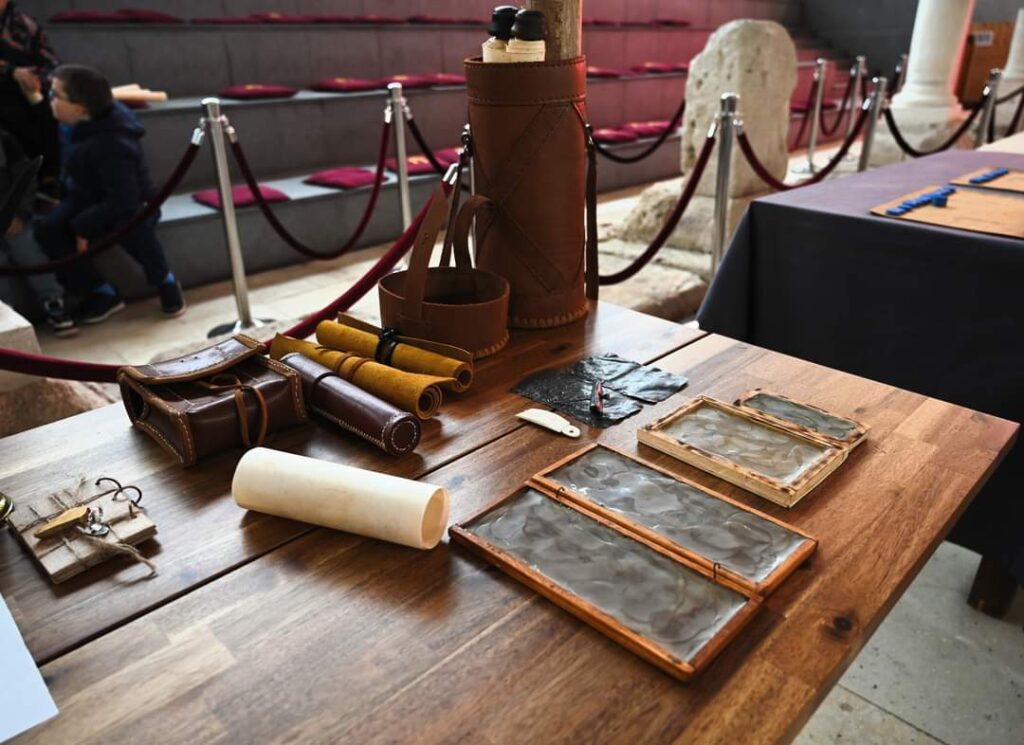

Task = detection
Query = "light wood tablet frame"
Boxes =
[734,389,868,450]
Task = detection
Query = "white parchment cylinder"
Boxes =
[232,448,449,549]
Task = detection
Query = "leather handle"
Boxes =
[400,183,453,323]
[452,194,495,269]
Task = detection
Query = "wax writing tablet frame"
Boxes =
[638,396,847,508]
[532,443,818,595]
[450,484,761,682]
[734,389,868,450]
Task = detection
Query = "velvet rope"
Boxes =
[1008,91,1024,136]
[404,116,451,174]
[593,94,687,164]
[883,99,983,158]
[737,104,870,192]
[996,83,1024,105]
[819,70,856,137]
[789,76,819,151]
[0,139,202,276]
[0,192,440,382]
[228,119,391,260]
[598,130,716,286]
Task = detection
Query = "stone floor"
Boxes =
[22,140,1024,744]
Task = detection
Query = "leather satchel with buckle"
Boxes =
[117,335,307,467]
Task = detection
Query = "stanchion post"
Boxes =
[202,98,257,337]
[975,68,1002,148]
[858,76,888,172]
[711,93,737,277]
[387,83,413,231]
[896,53,909,93]
[845,56,867,142]
[793,58,826,175]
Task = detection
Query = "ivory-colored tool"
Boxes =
[232,448,449,549]
[516,409,581,438]
[33,505,89,539]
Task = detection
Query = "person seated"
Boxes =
[0,0,61,199]
[34,64,185,324]
[0,126,74,335]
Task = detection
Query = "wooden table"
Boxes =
[0,303,1016,744]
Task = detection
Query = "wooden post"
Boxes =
[528,0,582,61]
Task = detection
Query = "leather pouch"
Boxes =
[117,335,307,467]
[280,353,421,456]
[461,55,598,327]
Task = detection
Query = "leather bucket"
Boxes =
[379,184,510,359]
[463,55,591,328]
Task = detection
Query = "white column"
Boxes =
[891,0,976,120]
[1003,10,1024,96]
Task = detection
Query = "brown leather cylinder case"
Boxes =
[280,353,421,456]
[464,56,588,328]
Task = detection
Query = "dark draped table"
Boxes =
[698,148,1024,589]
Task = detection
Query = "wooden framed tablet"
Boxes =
[870,184,1024,239]
[950,167,1024,194]
[734,389,868,450]
[532,443,817,596]
[638,396,847,508]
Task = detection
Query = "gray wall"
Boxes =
[802,0,1023,76]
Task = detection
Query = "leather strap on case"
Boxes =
[400,182,457,325]
[197,373,269,448]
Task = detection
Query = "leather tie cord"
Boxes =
[593,93,687,164]
[228,119,391,260]
[0,138,202,276]
[198,373,269,448]
[737,104,870,192]
[599,129,716,286]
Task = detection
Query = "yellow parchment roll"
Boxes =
[269,335,444,420]
[316,320,473,392]
[233,448,449,549]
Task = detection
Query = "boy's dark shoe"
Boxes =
[158,280,186,317]
[43,298,78,337]
[78,291,126,324]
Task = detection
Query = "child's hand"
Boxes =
[13,68,41,94]
[75,236,89,253]
[6,217,24,236]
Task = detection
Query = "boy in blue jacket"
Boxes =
[34,64,184,324]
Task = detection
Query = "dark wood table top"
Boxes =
[1,310,1016,745]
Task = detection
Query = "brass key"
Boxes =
[34,505,90,539]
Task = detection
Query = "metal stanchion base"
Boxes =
[791,160,817,175]
[207,317,274,339]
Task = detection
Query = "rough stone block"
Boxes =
[0,302,41,393]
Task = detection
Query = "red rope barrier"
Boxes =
[0,139,202,277]
[404,116,451,174]
[599,130,716,285]
[789,77,819,152]
[737,104,870,192]
[883,100,983,158]
[819,71,856,137]
[228,119,391,260]
[594,94,687,164]
[0,191,440,382]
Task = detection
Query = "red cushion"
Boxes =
[304,167,378,190]
[220,84,298,100]
[433,147,462,167]
[671,62,690,73]
[115,9,183,23]
[309,76,379,93]
[407,15,466,24]
[307,14,356,24]
[385,154,437,175]
[193,185,290,210]
[191,17,260,24]
[586,66,626,79]
[381,74,434,90]
[424,72,466,86]
[623,120,672,137]
[352,15,404,24]
[630,62,676,74]
[251,12,315,24]
[49,11,124,23]
[592,128,639,144]
[583,18,618,26]
[651,18,691,27]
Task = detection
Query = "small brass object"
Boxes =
[34,505,90,539]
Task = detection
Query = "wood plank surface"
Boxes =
[11,335,1016,745]
[871,183,1024,238]
[0,302,703,664]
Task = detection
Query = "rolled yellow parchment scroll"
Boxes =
[232,448,449,549]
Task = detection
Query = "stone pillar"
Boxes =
[997,8,1024,132]
[612,20,796,262]
[873,0,976,164]
[0,301,41,393]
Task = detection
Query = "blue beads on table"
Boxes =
[887,186,956,216]
[969,167,1010,184]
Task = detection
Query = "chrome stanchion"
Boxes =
[976,69,1002,148]
[202,98,270,338]
[388,83,413,231]
[793,58,827,175]
[711,93,737,277]
[463,124,477,257]
[842,55,867,162]
[895,53,909,93]
[858,77,888,172]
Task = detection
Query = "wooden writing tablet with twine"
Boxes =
[871,184,1024,239]
[950,167,1024,193]
[7,480,156,583]
[638,396,849,508]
